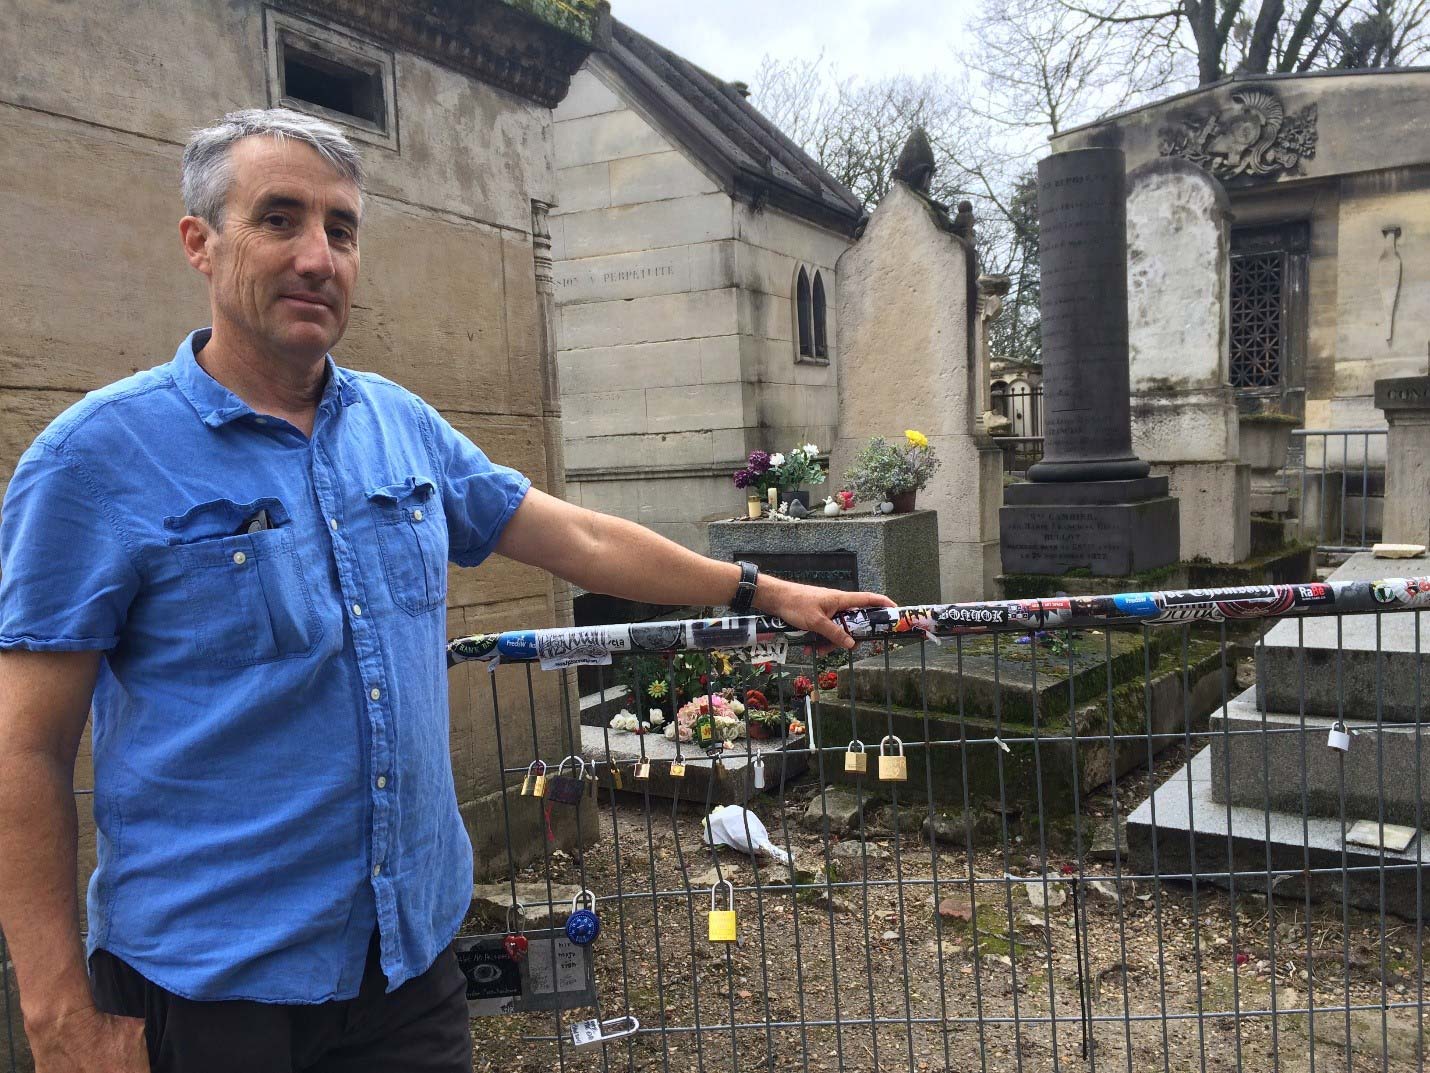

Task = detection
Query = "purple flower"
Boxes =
[747,450,771,475]
[733,468,751,489]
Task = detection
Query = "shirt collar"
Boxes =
[171,328,359,429]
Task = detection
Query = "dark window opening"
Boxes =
[796,267,813,357]
[812,271,828,358]
[281,41,385,129]
[1229,222,1308,396]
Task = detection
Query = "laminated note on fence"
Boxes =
[521,929,598,1012]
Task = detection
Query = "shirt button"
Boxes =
[329,518,339,531]
[352,604,362,617]
[372,864,382,877]
[412,509,424,522]
[376,775,387,789]
[370,687,381,701]
[255,417,268,425]
[232,551,247,565]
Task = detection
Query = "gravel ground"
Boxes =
[468,743,1427,1073]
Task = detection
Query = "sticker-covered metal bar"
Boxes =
[447,575,1430,667]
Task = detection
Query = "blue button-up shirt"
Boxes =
[0,329,529,1002]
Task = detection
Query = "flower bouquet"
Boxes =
[842,430,941,512]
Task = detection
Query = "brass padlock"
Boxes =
[708,880,738,943]
[635,757,652,780]
[878,735,908,781]
[522,760,547,797]
[844,739,868,775]
[670,758,687,778]
[609,763,623,790]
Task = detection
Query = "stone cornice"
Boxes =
[280,0,604,107]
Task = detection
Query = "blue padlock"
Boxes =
[566,889,601,946]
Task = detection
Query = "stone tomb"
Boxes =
[1128,552,1430,918]
[707,510,941,610]
[1001,146,1180,577]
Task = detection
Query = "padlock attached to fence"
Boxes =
[1327,720,1351,752]
[670,756,687,778]
[708,879,738,943]
[503,903,528,962]
[546,756,587,805]
[566,888,601,946]
[635,755,651,780]
[521,760,547,798]
[878,735,908,781]
[845,739,868,774]
[752,754,766,790]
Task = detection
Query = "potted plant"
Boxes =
[747,707,787,740]
[772,443,826,508]
[842,430,942,513]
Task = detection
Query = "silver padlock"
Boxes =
[1327,720,1351,752]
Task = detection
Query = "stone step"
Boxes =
[1255,552,1430,722]
[1127,746,1428,920]
[1208,687,1430,829]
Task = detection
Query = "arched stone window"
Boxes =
[812,271,828,359]
[795,267,813,357]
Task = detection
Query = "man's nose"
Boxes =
[293,221,336,280]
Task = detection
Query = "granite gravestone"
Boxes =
[1000,146,1180,576]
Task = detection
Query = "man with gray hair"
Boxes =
[0,108,888,1072]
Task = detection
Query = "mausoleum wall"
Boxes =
[0,0,584,885]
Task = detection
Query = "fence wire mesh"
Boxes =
[5,577,1430,1072]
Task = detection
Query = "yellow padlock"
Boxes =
[670,758,686,778]
[522,760,546,797]
[708,880,738,943]
[878,735,908,781]
[844,739,868,775]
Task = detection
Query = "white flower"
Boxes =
[663,722,677,739]
[802,443,820,457]
[728,700,745,715]
[609,709,641,732]
[648,709,665,725]
[769,452,786,467]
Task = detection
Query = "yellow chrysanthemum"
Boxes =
[904,429,929,449]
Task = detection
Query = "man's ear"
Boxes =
[179,216,216,278]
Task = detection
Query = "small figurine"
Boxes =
[823,496,842,516]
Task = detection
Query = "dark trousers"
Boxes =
[89,934,472,1073]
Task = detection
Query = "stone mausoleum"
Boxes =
[1054,67,1430,544]
[551,19,865,555]
[1,0,600,886]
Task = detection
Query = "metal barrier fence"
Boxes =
[1294,428,1387,554]
[445,578,1430,1072]
[6,576,1430,1071]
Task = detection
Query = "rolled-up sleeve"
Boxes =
[415,398,530,569]
[0,441,141,651]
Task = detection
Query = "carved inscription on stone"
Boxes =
[1036,150,1134,467]
[1000,509,1132,573]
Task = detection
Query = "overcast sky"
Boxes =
[612,0,983,88]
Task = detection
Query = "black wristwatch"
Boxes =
[730,560,760,614]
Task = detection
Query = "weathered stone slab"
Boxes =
[708,511,941,609]
[579,724,808,806]
[1256,551,1430,722]
[999,491,1180,576]
[1209,686,1430,828]
[1128,747,1429,919]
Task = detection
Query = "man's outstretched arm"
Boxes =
[494,487,894,648]
[0,649,147,1071]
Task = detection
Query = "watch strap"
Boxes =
[730,560,760,614]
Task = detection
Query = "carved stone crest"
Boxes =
[1158,88,1317,181]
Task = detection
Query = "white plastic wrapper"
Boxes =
[700,805,792,866]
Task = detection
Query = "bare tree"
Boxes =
[1060,0,1430,85]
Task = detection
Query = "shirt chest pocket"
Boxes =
[367,476,449,616]
[163,497,323,667]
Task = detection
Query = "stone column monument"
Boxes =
[1001,146,1180,576]
[1126,159,1249,563]
[1374,374,1430,546]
